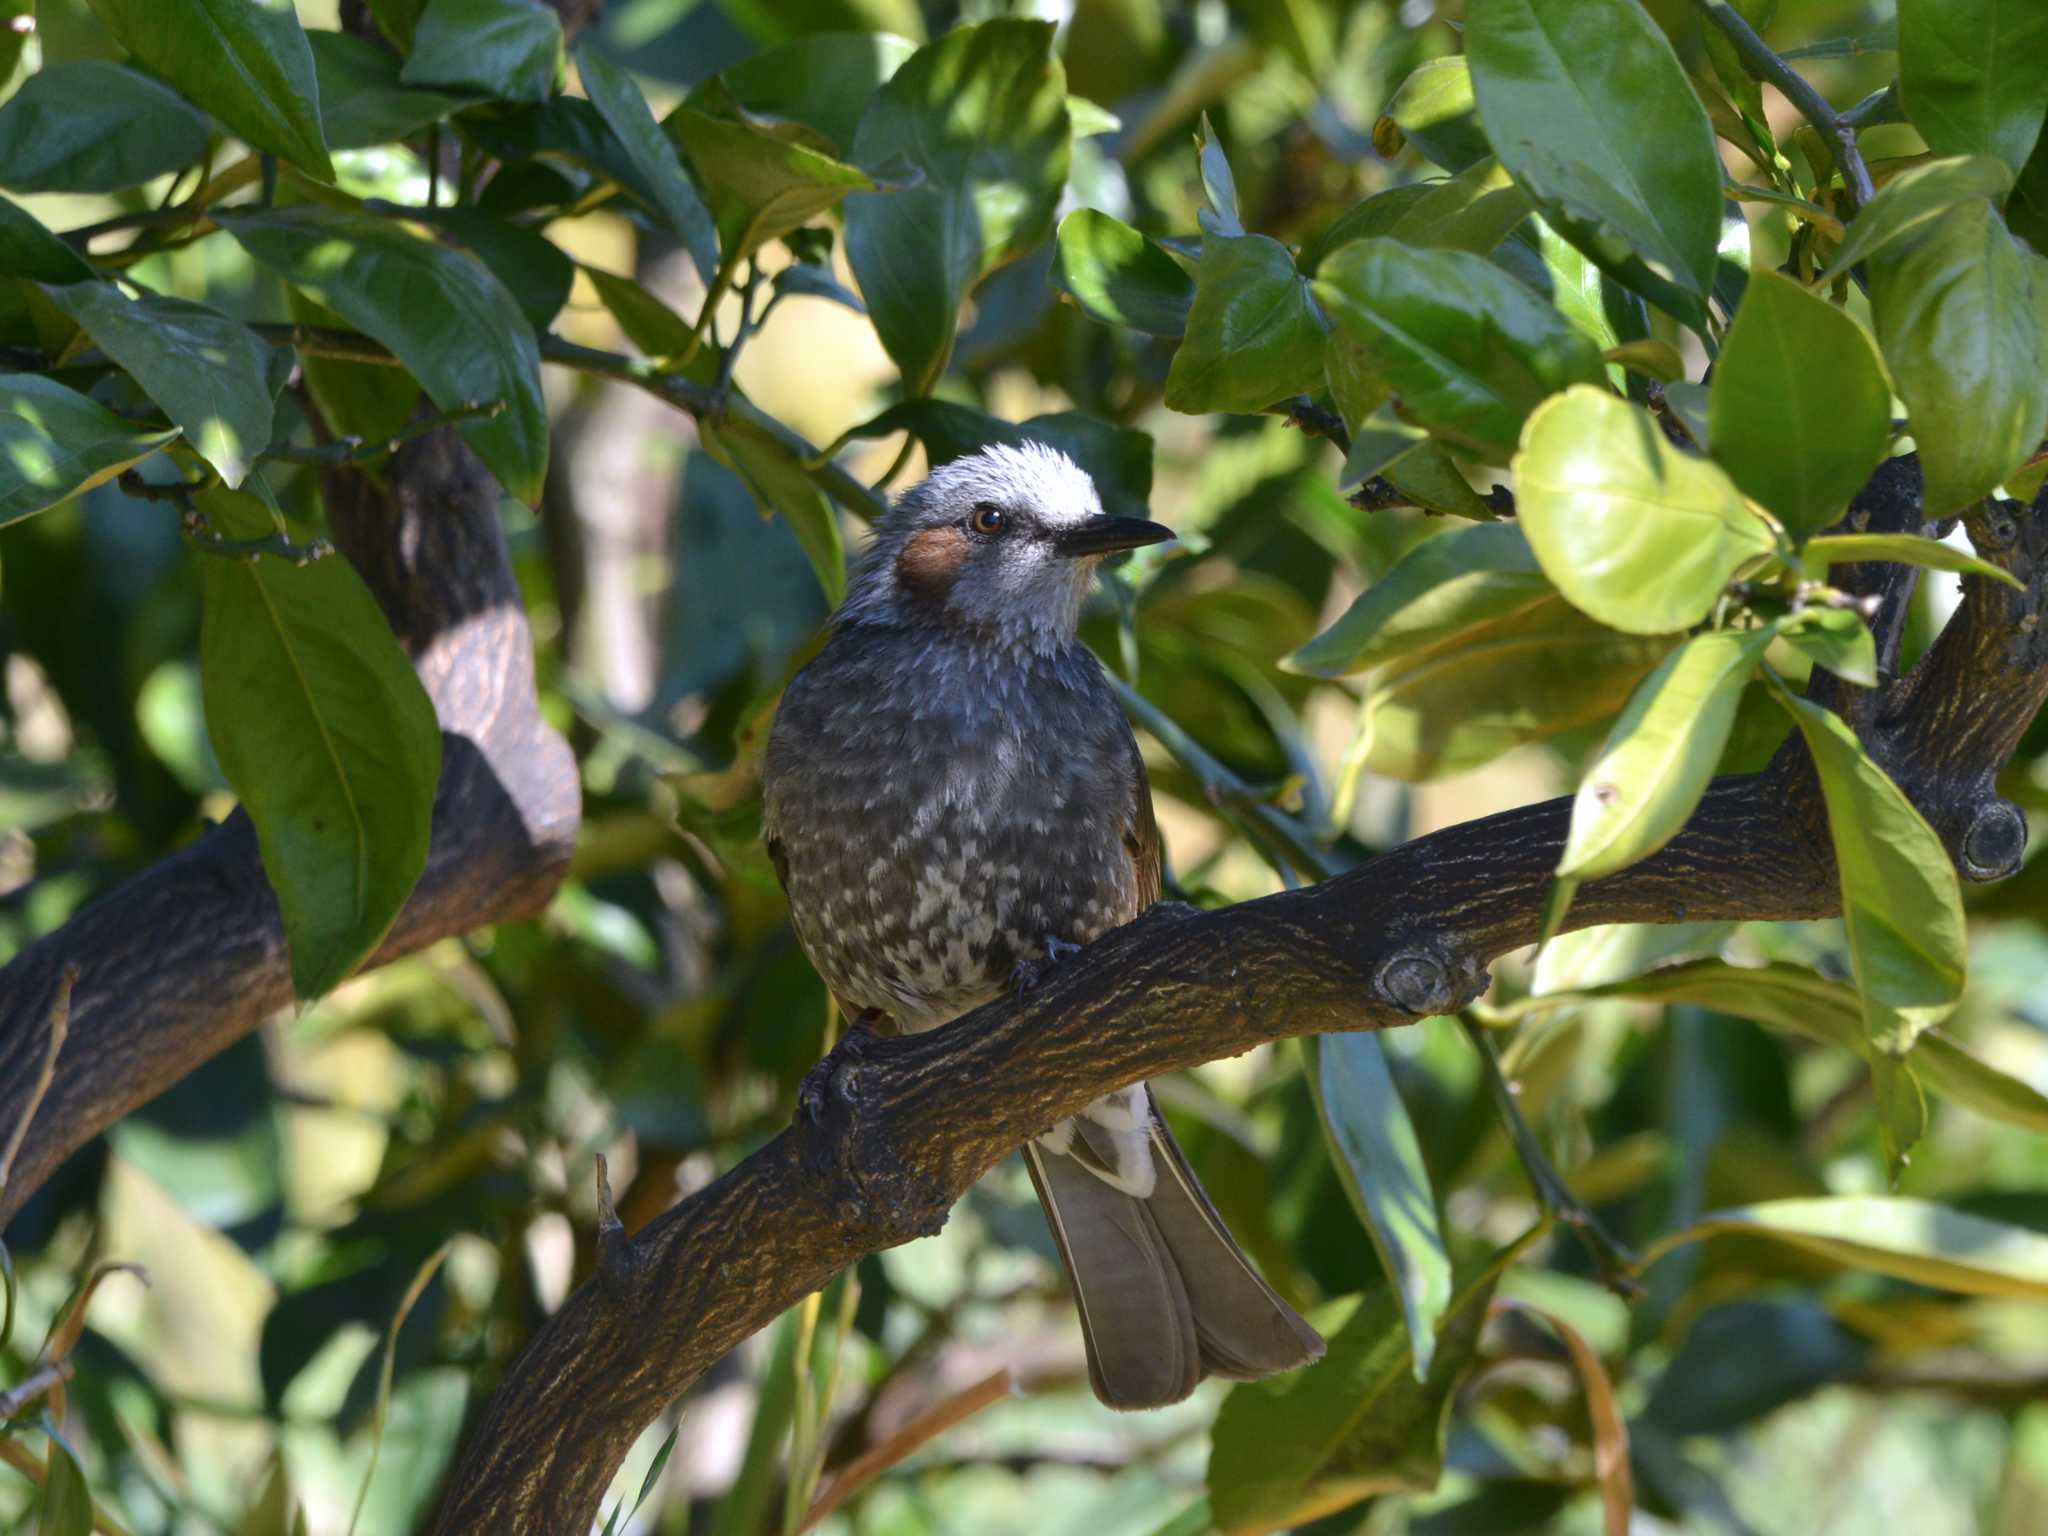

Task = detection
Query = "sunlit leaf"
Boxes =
[1052,208,1193,337]
[1166,233,1327,414]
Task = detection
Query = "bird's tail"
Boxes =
[1023,1091,1325,1410]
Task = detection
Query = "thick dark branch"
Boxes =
[434,464,2048,1533]
[0,428,580,1227]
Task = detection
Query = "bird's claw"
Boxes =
[1010,937,1082,992]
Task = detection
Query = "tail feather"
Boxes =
[1024,1091,1325,1410]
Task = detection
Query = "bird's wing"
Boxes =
[1121,720,1163,913]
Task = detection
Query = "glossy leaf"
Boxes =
[309,30,475,150]
[699,414,845,604]
[0,373,178,526]
[1819,154,2014,279]
[1314,238,1605,459]
[415,208,575,333]
[197,480,441,1001]
[1207,1235,1535,1534]
[402,0,562,104]
[0,60,208,193]
[1869,198,2048,517]
[842,398,1153,523]
[1383,440,1499,521]
[579,42,720,283]
[1649,1197,2048,1299]
[1305,1034,1451,1377]
[667,100,871,266]
[844,18,1070,393]
[1515,386,1775,634]
[1805,534,2025,592]
[1559,626,1773,881]
[1335,405,1428,492]
[1165,233,1327,414]
[44,281,274,487]
[1467,0,1722,328]
[222,206,548,504]
[1780,607,1878,688]
[1768,678,1967,1056]
[1196,111,1243,236]
[702,30,916,153]
[1051,208,1194,337]
[1708,270,1890,539]
[1287,522,1551,677]
[1377,56,1489,172]
[1342,593,1671,784]
[89,0,333,181]
[0,199,97,285]
[1384,157,1534,257]
[1898,0,2048,176]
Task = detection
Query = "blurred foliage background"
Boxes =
[4,0,2048,1533]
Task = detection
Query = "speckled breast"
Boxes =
[763,625,1142,1031]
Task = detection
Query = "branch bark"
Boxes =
[430,461,2048,1533]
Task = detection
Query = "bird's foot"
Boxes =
[1010,937,1082,992]
[799,1007,889,1125]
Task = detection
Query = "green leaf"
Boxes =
[1803,531,2025,590]
[1766,676,1967,1056]
[287,288,421,444]
[1383,440,1500,521]
[1648,1197,2048,1299]
[88,0,333,182]
[0,373,178,526]
[1051,208,1194,337]
[1377,56,1489,172]
[1196,111,1243,237]
[699,30,917,154]
[1304,1034,1452,1379]
[1915,1030,2048,1136]
[197,479,441,1003]
[842,398,1153,523]
[1869,197,2048,516]
[1818,154,2014,280]
[1467,0,1722,328]
[222,206,548,504]
[1898,0,2048,177]
[1780,606,1878,687]
[1707,270,1891,539]
[1286,522,1552,677]
[414,208,575,333]
[1165,233,1327,414]
[582,264,700,359]
[1340,593,1671,784]
[1335,405,1428,492]
[33,1433,93,1536]
[43,281,274,487]
[1559,626,1773,881]
[578,43,720,284]
[402,0,562,104]
[308,30,476,151]
[699,414,845,603]
[1313,238,1605,460]
[843,18,1071,393]
[666,100,871,267]
[0,198,98,284]
[1515,386,1775,634]
[1383,157,1535,257]
[0,60,209,194]
[1301,185,1436,276]
[1495,213,1653,386]
[1207,1233,1536,1535]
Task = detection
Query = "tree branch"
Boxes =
[430,462,2048,1533]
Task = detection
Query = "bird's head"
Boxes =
[839,442,1174,652]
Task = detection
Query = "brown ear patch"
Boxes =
[895,526,971,601]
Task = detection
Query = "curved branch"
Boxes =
[0,428,580,1227]
[432,466,2048,1533]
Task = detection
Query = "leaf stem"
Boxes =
[1694,0,1875,212]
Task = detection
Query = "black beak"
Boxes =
[1053,514,1176,558]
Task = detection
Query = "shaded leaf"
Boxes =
[1515,386,1774,634]
[198,480,441,1001]
[578,42,720,283]
[1299,184,1434,275]
[222,206,548,503]
[309,30,476,151]
[1166,233,1327,414]
[412,208,575,333]
[90,0,333,181]
[33,1433,92,1536]
[1377,56,1488,172]
[699,414,845,603]
[0,199,98,285]
[1559,626,1773,882]
[44,281,274,487]
[0,60,209,194]
[1898,0,2048,176]
[701,30,916,153]
[1819,154,2014,279]
[1052,208,1193,337]
[1708,270,1891,538]
[1642,1299,1866,1436]
[402,0,561,104]
[0,373,178,526]
[844,18,1070,393]
[1336,405,1428,492]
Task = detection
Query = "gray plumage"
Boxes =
[762,442,1324,1409]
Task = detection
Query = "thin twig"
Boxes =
[259,399,505,467]
[116,470,203,505]
[1695,0,1875,211]
[0,1359,74,1422]
[797,1370,1015,1533]
[0,964,75,1199]
[1275,394,1350,455]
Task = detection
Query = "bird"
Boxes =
[761,441,1325,1409]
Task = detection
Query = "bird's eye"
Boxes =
[969,503,1008,536]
